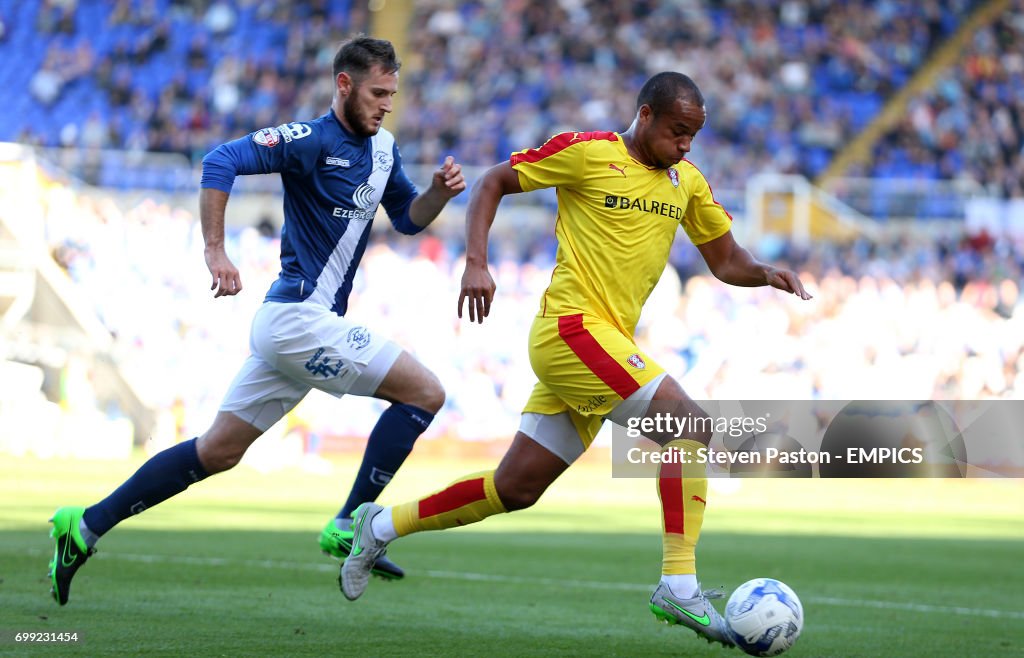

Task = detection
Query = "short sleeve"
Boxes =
[510,132,592,192]
[250,122,321,177]
[201,121,321,192]
[382,142,422,235]
[681,164,732,245]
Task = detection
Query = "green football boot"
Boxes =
[48,506,96,606]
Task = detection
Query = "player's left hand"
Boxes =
[458,261,495,324]
[765,267,812,300]
[432,156,466,198]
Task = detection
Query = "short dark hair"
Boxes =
[636,72,704,115]
[332,35,400,82]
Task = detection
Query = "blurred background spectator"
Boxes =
[0,0,1021,454]
[2,0,1018,201]
[871,0,1024,197]
[15,170,1022,449]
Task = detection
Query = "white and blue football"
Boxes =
[725,578,804,656]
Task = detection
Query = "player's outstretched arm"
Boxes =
[458,162,523,323]
[407,155,466,229]
[200,187,242,298]
[696,230,812,300]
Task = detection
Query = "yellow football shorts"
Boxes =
[524,313,665,448]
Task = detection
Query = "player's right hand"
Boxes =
[765,266,812,300]
[458,262,495,323]
[205,247,242,298]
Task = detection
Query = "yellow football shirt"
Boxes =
[511,131,732,336]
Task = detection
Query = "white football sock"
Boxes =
[79,518,99,549]
[662,574,699,598]
[370,507,398,543]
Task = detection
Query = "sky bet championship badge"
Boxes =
[252,126,280,147]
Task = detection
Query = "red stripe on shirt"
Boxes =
[659,459,685,534]
[557,314,640,399]
[419,477,486,519]
[510,131,618,166]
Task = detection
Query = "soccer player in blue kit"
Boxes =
[47,36,466,605]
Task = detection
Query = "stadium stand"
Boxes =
[0,0,363,188]
[0,0,1001,203]
[1,1,1022,453]
[399,0,982,191]
[869,0,1024,197]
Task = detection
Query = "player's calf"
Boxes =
[195,412,264,473]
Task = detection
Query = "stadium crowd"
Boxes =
[399,0,980,190]
[36,175,1024,447]
[6,0,1018,199]
[6,0,360,167]
[3,0,1023,449]
[870,0,1024,198]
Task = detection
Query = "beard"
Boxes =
[342,95,378,137]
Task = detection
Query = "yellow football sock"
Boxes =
[392,470,507,537]
[657,439,707,575]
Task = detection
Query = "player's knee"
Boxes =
[213,448,246,473]
[690,410,714,446]
[199,449,244,474]
[661,393,714,446]
[407,371,446,414]
[196,436,247,474]
[495,481,544,512]
[661,412,713,446]
[422,378,446,413]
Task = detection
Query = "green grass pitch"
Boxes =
[1,451,1022,657]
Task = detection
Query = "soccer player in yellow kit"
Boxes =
[341,72,811,646]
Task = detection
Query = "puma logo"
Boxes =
[569,132,582,143]
[691,495,706,506]
[608,163,628,177]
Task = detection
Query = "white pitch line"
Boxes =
[808,596,1024,620]
[24,548,1024,620]
[420,569,1024,620]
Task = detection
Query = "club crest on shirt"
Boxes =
[627,353,646,369]
[373,150,393,172]
[667,168,679,187]
[352,182,377,211]
[253,127,280,147]
[347,326,371,350]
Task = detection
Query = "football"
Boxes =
[725,578,804,656]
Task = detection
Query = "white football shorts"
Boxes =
[220,301,401,431]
